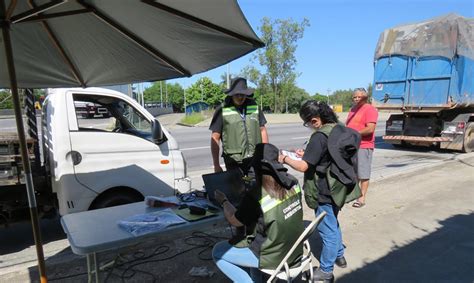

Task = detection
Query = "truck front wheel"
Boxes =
[90,189,144,210]
[462,122,474,153]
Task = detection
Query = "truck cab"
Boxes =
[42,88,190,215]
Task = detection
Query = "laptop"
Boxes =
[202,169,246,207]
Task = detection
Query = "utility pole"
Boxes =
[160,81,163,107]
[183,89,186,114]
[165,81,168,108]
[226,64,230,89]
[326,88,331,105]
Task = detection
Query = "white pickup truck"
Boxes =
[0,87,190,222]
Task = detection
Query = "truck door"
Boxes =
[408,57,453,106]
[373,56,410,107]
[67,93,176,198]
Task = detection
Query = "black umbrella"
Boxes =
[0,1,263,281]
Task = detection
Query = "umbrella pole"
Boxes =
[1,23,48,283]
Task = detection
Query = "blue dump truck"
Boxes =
[372,14,474,152]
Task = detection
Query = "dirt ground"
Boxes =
[4,154,474,282]
[21,226,233,283]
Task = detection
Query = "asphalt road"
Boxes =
[1,114,465,187]
[0,115,465,187]
[171,122,388,172]
[170,121,465,190]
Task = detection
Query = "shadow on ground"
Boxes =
[337,213,474,283]
[0,216,65,255]
[22,213,474,282]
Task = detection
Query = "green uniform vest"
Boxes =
[303,124,361,209]
[257,185,304,269]
[221,102,262,163]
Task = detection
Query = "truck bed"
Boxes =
[372,55,474,110]
[0,132,36,186]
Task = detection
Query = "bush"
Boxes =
[180,112,206,125]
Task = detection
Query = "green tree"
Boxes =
[331,89,354,111]
[312,93,328,103]
[246,17,309,113]
[166,83,185,112]
[0,89,13,109]
[144,82,186,112]
[0,89,44,109]
[186,77,225,108]
[286,86,311,113]
[367,83,373,102]
[143,82,163,103]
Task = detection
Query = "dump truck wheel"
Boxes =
[462,122,474,153]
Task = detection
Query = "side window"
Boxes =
[72,94,152,137]
[117,101,152,133]
[73,99,116,132]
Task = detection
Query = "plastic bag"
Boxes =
[118,208,186,236]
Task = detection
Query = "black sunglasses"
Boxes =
[354,87,367,92]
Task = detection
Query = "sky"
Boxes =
[164,0,473,96]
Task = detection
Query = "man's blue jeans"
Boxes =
[212,240,262,283]
[316,203,344,273]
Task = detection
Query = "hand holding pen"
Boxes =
[294,140,307,158]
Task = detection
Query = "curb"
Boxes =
[371,151,474,184]
[175,122,195,127]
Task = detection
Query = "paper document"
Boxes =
[281,150,302,161]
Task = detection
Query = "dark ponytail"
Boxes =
[299,100,338,124]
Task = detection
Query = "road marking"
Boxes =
[181,146,210,151]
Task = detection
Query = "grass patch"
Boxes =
[180,112,206,125]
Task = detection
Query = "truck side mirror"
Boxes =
[152,119,165,144]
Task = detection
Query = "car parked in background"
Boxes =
[74,101,110,118]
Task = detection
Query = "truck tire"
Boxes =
[90,189,144,210]
[462,122,474,153]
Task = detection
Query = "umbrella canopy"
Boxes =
[1,0,264,88]
[0,1,263,282]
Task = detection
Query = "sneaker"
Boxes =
[312,268,334,282]
[335,256,347,268]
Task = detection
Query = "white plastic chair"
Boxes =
[261,211,327,283]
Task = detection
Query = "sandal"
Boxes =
[352,201,365,208]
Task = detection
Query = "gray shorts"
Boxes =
[357,148,374,180]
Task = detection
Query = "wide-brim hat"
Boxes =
[224,77,254,96]
[253,143,297,190]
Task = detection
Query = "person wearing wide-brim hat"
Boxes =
[213,143,303,282]
[210,77,268,174]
